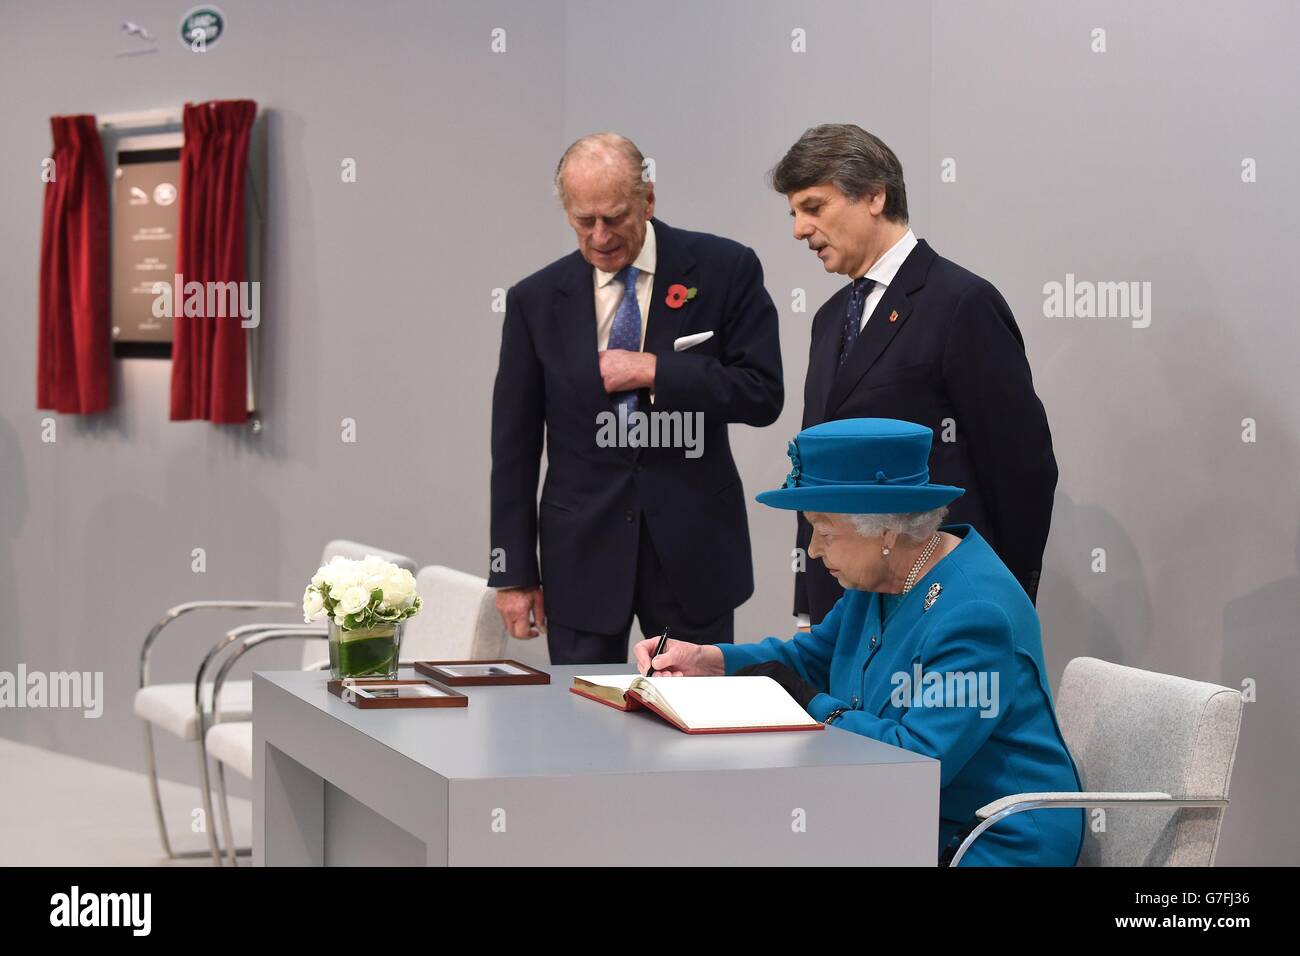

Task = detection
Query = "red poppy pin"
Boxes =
[665,284,698,310]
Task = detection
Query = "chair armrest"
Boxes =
[190,623,321,712]
[977,791,1175,819]
[949,792,1230,866]
[207,628,327,722]
[141,600,299,687]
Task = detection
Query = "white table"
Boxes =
[253,665,939,866]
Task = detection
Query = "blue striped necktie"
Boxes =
[608,265,642,412]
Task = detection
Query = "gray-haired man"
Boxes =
[490,133,784,664]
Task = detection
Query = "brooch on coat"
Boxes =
[923,582,943,612]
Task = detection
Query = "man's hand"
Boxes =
[632,637,725,676]
[598,349,656,393]
[495,585,545,639]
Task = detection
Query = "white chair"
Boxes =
[205,564,506,865]
[134,540,416,863]
[401,565,509,660]
[948,656,1243,866]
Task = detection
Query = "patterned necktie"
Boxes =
[608,265,642,412]
[838,277,877,367]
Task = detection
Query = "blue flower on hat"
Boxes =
[784,439,801,489]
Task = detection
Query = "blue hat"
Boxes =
[755,418,964,514]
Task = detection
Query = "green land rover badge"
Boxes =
[179,6,225,50]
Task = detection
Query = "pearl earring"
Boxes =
[882,547,890,556]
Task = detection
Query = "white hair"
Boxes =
[553,132,650,206]
[845,507,948,542]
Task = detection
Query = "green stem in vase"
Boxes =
[333,625,399,677]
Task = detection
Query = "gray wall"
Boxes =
[0,0,1294,865]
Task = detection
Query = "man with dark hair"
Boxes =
[772,123,1057,626]
[490,133,783,663]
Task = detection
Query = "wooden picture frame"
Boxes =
[327,678,468,709]
[412,659,550,686]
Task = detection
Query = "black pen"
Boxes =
[645,627,671,677]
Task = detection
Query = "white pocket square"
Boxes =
[673,331,714,352]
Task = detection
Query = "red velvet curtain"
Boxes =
[170,99,257,423]
[37,115,110,414]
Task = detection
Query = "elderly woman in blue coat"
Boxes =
[634,418,1084,866]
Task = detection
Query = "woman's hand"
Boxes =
[632,637,725,676]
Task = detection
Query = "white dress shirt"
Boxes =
[594,219,657,351]
[856,227,917,330]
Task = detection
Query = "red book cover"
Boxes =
[569,684,824,735]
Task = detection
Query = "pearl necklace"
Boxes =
[901,534,942,594]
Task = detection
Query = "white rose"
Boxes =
[328,565,363,600]
[338,585,371,616]
[316,555,350,587]
[380,568,417,608]
[359,556,388,583]
[303,587,326,622]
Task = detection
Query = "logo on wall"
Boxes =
[153,183,177,206]
[179,6,225,49]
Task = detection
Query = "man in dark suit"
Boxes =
[490,133,783,664]
[771,124,1057,626]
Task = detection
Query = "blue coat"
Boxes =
[722,525,1083,866]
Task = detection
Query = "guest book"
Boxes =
[570,674,823,734]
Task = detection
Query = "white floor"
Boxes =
[0,737,252,866]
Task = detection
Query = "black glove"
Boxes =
[733,661,819,710]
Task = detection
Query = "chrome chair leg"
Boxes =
[144,722,175,859]
[197,744,225,866]
[145,724,219,859]
[216,761,239,867]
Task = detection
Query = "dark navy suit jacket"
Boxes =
[490,218,783,633]
[796,239,1057,623]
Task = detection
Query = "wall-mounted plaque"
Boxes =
[111,147,181,358]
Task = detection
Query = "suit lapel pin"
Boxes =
[923,582,942,611]
[665,284,697,310]
[888,310,899,323]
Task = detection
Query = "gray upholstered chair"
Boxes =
[950,656,1244,866]
[204,564,506,864]
[134,540,416,863]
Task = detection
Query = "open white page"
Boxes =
[649,676,820,730]
[578,675,820,729]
